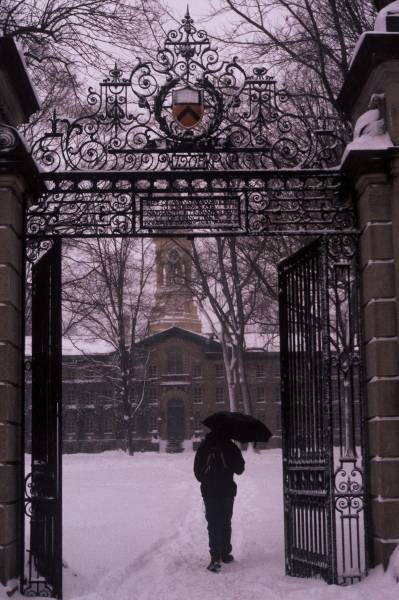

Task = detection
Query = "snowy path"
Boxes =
[16,450,398,600]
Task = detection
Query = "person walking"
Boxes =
[194,430,245,572]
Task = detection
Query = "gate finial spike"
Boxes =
[185,4,191,19]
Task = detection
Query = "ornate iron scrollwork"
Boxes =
[25,239,54,265]
[25,170,357,240]
[23,473,54,598]
[31,10,346,173]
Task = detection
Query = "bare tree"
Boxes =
[170,232,303,415]
[236,235,303,339]
[0,0,167,138]
[178,237,269,415]
[208,0,376,115]
[62,237,155,455]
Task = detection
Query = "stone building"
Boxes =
[25,239,282,453]
[131,327,281,452]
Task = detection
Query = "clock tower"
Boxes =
[148,239,202,334]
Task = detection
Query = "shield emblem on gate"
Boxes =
[172,86,204,130]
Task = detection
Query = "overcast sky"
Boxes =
[167,0,209,20]
[165,0,234,35]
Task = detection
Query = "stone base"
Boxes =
[0,541,17,585]
[371,538,398,570]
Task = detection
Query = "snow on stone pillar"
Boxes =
[338,2,399,570]
[0,37,41,585]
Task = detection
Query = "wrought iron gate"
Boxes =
[24,240,62,598]
[279,237,367,585]
[22,8,367,597]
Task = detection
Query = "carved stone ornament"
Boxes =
[0,124,20,152]
[353,93,387,139]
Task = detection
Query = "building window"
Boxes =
[148,364,158,379]
[193,413,203,432]
[102,389,113,401]
[65,413,76,434]
[257,413,266,426]
[192,362,202,378]
[216,385,225,404]
[256,363,265,379]
[64,388,74,404]
[168,346,183,374]
[84,412,95,434]
[167,249,183,285]
[192,385,203,404]
[148,411,157,432]
[237,387,243,406]
[82,390,94,404]
[103,412,114,434]
[134,363,145,379]
[215,363,224,379]
[147,385,158,404]
[133,385,143,403]
[256,385,265,403]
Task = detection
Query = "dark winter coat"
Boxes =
[193,432,245,498]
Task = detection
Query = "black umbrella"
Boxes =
[202,411,272,443]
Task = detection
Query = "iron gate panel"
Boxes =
[279,238,366,585]
[24,239,62,598]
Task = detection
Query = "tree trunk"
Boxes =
[237,346,252,416]
[126,421,135,456]
[221,330,237,411]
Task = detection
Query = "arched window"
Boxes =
[103,412,114,434]
[168,346,183,374]
[167,249,183,285]
[64,413,76,435]
[84,412,95,434]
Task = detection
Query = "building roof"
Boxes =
[25,328,277,358]
[25,336,114,357]
[137,326,278,358]
[137,326,222,351]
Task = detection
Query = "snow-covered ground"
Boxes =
[11,450,399,600]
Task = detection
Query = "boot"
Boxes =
[221,553,234,563]
[207,559,221,572]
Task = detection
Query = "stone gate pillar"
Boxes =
[0,38,40,585]
[338,2,399,570]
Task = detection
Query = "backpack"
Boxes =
[203,445,227,481]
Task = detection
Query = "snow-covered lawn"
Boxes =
[12,450,398,599]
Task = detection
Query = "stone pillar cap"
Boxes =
[0,36,40,126]
[336,33,399,118]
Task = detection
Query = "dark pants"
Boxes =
[204,495,234,561]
